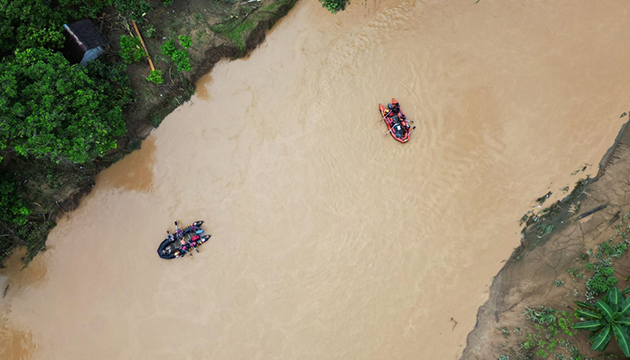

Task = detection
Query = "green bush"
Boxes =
[574,286,630,356]
[599,240,628,258]
[586,266,618,295]
[144,25,157,38]
[119,35,145,64]
[172,49,191,72]
[162,38,191,72]
[161,39,176,56]
[319,0,348,13]
[179,34,192,49]
[147,69,163,84]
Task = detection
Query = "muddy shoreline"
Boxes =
[460,116,630,359]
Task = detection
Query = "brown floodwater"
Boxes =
[3,0,630,359]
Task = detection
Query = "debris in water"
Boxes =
[535,191,553,206]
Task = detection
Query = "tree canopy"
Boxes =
[0,47,130,163]
[0,0,66,56]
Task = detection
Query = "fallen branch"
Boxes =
[132,20,155,71]
[577,203,608,220]
[0,220,26,245]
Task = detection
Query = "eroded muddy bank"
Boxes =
[461,117,630,359]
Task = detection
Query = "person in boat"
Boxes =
[388,103,400,114]
[189,234,201,248]
[388,103,410,131]
[174,221,183,240]
[166,231,176,242]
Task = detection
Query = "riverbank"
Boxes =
[3,0,298,264]
[461,116,630,359]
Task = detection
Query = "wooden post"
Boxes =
[132,20,155,71]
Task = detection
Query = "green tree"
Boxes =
[0,48,129,163]
[0,0,65,55]
[574,286,630,357]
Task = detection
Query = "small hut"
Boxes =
[63,19,109,66]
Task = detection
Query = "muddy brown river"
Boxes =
[3,0,630,359]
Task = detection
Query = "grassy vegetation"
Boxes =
[210,0,297,51]
[518,177,591,248]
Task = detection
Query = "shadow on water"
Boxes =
[0,320,36,360]
[96,136,157,193]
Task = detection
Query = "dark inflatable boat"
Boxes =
[157,220,211,259]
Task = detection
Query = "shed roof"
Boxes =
[65,19,109,50]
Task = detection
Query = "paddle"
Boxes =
[377,107,392,125]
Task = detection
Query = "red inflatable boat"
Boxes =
[379,98,413,143]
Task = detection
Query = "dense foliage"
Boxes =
[586,265,618,295]
[319,0,348,14]
[161,36,191,72]
[0,0,65,55]
[574,286,630,357]
[119,35,146,64]
[147,69,164,84]
[0,47,129,163]
[178,34,192,49]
